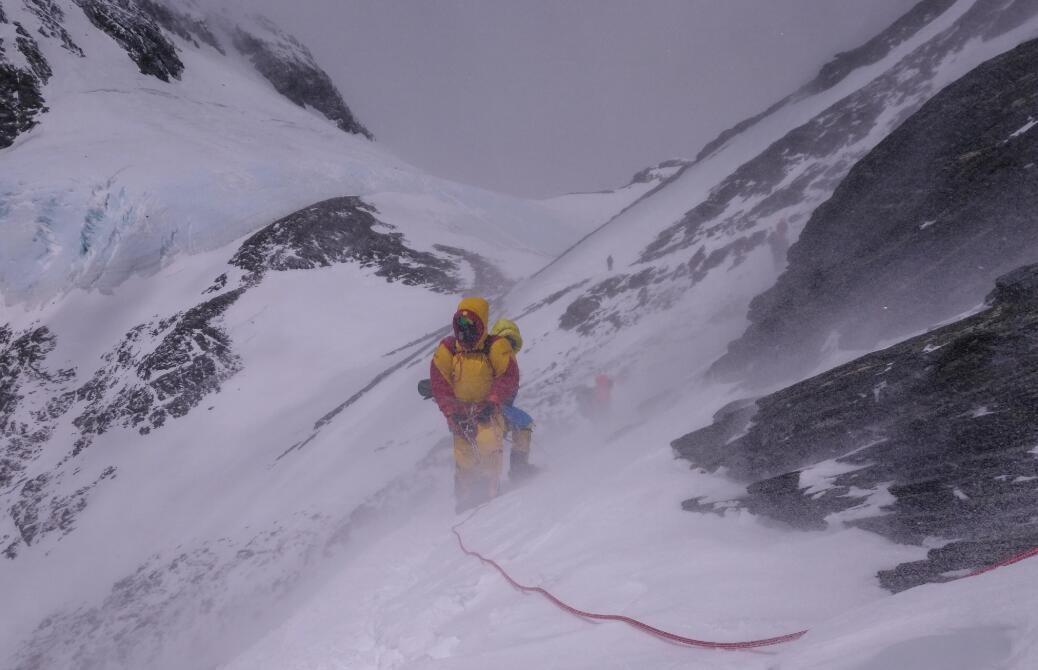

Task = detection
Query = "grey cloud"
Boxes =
[207,0,918,197]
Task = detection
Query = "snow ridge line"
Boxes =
[452,509,1038,651]
[450,507,807,650]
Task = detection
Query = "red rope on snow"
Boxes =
[450,509,806,650]
[966,546,1038,578]
[451,507,1038,651]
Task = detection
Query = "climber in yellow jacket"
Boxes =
[430,297,519,512]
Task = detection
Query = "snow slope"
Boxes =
[221,422,1038,670]
[536,159,688,241]
[211,3,1038,668]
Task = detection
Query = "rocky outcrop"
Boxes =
[68,288,245,451]
[1,288,244,558]
[72,0,184,81]
[24,0,84,55]
[232,18,372,138]
[0,325,74,488]
[715,34,1038,383]
[675,264,1038,592]
[137,0,221,52]
[229,197,459,291]
[1,10,51,148]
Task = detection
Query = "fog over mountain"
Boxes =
[213,0,917,197]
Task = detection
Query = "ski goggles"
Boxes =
[454,312,481,344]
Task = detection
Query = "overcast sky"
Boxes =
[218,0,918,198]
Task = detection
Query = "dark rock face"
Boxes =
[0,325,75,558]
[675,264,1038,592]
[13,21,50,79]
[8,466,116,558]
[1,289,244,558]
[232,20,372,139]
[137,0,222,53]
[229,197,459,291]
[716,35,1038,383]
[24,0,84,55]
[72,0,184,81]
[68,288,246,451]
[0,11,53,148]
[558,268,657,335]
[0,326,74,487]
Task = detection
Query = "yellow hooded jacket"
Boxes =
[430,297,518,417]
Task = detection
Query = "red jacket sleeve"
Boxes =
[430,339,457,418]
[489,356,519,406]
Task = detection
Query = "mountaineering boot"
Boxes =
[509,436,537,482]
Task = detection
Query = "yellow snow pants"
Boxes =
[454,413,505,503]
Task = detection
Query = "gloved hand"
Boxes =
[450,406,476,436]
[441,398,464,421]
[476,400,499,423]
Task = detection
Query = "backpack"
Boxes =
[490,318,522,353]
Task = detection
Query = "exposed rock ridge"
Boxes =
[232,17,373,139]
[675,263,1038,592]
[228,197,458,291]
[716,33,1038,383]
[136,0,221,52]
[72,0,184,81]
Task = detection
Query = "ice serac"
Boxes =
[675,263,1038,592]
[232,16,373,139]
[715,32,1038,383]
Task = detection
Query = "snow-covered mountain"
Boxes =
[0,0,575,306]
[4,1,1038,669]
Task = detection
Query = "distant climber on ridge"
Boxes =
[430,297,519,512]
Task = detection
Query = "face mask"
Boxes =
[455,313,480,345]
